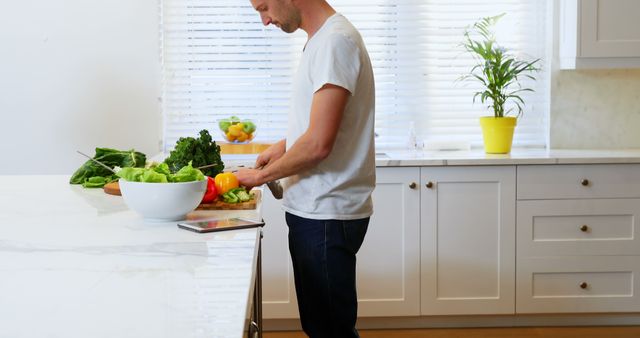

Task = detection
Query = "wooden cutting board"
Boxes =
[104,181,122,196]
[105,181,259,210]
[196,190,260,210]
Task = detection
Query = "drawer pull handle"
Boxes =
[409,182,417,189]
[425,181,434,189]
[581,179,590,186]
[580,282,589,289]
[580,225,589,232]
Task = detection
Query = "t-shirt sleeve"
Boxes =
[311,33,362,95]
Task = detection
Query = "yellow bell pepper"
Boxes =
[214,172,239,195]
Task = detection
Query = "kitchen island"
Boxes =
[0,176,263,338]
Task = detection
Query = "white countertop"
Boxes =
[374,148,640,166]
[0,176,261,338]
[221,149,640,168]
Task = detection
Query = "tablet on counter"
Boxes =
[178,217,264,233]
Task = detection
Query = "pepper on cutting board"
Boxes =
[201,176,218,203]
[214,172,239,195]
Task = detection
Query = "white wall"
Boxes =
[549,1,640,149]
[550,69,640,149]
[0,0,161,174]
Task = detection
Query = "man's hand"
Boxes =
[255,139,286,169]
[235,168,265,190]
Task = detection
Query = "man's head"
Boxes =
[250,0,302,33]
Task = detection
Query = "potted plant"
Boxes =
[460,14,540,154]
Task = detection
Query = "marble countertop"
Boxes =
[0,176,261,338]
[375,148,640,166]
[221,149,640,168]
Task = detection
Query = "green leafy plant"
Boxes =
[460,13,540,118]
[163,129,224,177]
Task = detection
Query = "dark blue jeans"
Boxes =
[285,212,369,338]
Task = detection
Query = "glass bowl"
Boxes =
[218,118,257,144]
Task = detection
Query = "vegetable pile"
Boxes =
[70,148,146,188]
[164,129,224,178]
[200,172,254,204]
[116,162,204,183]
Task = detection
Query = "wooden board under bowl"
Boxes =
[104,181,121,196]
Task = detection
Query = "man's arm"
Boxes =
[255,139,286,169]
[235,84,350,188]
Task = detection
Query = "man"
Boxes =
[236,0,375,337]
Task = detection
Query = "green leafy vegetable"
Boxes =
[171,162,205,182]
[70,148,146,188]
[151,162,171,177]
[140,170,169,183]
[116,167,145,182]
[82,176,116,188]
[163,130,224,177]
[116,161,205,183]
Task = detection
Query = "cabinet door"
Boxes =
[261,189,298,319]
[581,0,640,58]
[421,166,516,315]
[357,167,421,317]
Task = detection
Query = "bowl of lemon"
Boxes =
[218,116,257,144]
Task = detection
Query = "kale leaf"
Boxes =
[163,129,224,177]
[70,148,147,187]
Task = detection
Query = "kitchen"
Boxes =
[2,0,640,337]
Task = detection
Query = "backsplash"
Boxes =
[550,69,640,149]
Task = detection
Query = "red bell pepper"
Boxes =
[201,176,218,203]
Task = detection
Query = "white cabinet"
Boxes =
[420,166,516,315]
[560,0,640,69]
[261,167,421,319]
[263,162,640,319]
[357,167,421,316]
[517,256,640,313]
[516,164,640,314]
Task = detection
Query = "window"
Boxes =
[161,0,551,151]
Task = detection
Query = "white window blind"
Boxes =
[161,0,551,151]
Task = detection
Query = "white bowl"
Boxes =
[119,180,207,222]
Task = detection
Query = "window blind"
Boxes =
[161,0,551,151]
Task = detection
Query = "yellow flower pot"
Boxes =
[479,116,517,154]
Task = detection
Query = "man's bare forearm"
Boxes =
[257,132,328,184]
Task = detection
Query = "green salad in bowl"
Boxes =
[116,162,207,222]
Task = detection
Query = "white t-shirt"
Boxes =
[281,13,376,220]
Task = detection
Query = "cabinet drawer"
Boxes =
[517,256,640,314]
[517,164,640,200]
[517,199,640,256]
